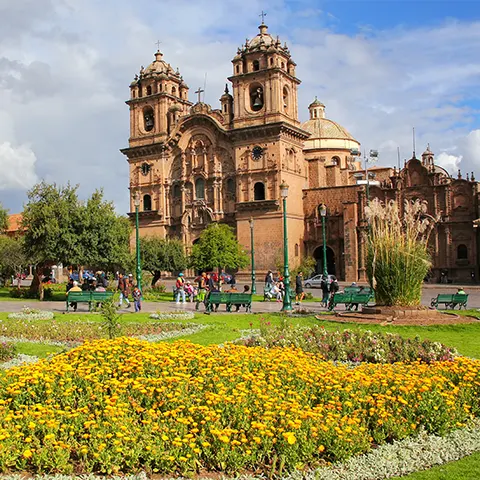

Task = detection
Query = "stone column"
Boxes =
[343,202,358,282]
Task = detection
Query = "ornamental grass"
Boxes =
[0,338,478,475]
[365,198,438,306]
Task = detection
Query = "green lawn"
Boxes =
[394,452,480,479]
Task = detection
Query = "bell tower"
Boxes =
[228,22,301,129]
[230,21,309,272]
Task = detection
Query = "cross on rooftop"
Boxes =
[259,10,267,24]
[155,40,162,50]
[194,87,204,103]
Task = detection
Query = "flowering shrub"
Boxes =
[0,341,15,362]
[149,311,195,321]
[8,308,54,321]
[0,338,477,475]
[239,321,457,364]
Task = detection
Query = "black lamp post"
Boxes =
[134,192,142,292]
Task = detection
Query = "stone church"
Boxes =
[121,22,480,283]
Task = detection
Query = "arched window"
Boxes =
[295,244,299,256]
[171,86,176,95]
[132,90,136,99]
[173,184,181,198]
[146,85,152,96]
[269,57,274,66]
[331,156,340,166]
[143,194,152,211]
[457,244,468,260]
[253,60,260,71]
[254,182,265,201]
[250,83,264,112]
[281,62,285,69]
[236,65,240,74]
[195,178,205,199]
[143,106,154,132]
[283,86,289,111]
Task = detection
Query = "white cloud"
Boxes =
[435,152,462,175]
[0,142,39,190]
[0,1,479,213]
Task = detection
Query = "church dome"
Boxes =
[240,24,290,57]
[143,50,174,77]
[302,98,360,151]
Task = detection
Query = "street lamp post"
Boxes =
[249,217,256,294]
[319,204,328,278]
[134,192,142,292]
[280,182,292,311]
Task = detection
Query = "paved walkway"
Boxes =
[0,285,479,314]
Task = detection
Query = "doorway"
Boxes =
[313,246,336,276]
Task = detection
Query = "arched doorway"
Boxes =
[313,246,336,276]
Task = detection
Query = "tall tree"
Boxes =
[189,223,248,273]
[22,182,132,297]
[0,236,26,283]
[0,203,9,234]
[141,237,187,286]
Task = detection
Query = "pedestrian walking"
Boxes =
[175,273,186,304]
[132,285,142,312]
[295,271,305,305]
[118,273,131,308]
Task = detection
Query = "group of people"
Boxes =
[174,271,249,312]
[117,273,142,312]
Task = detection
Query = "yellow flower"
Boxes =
[22,449,32,459]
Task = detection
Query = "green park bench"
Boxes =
[205,292,252,313]
[328,291,374,311]
[430,293,468,310]
[66,291,114,312]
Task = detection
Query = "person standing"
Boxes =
[265,270,274,289]
[320,275,330,307]
[132,285,142,312]
[295,272,305,305]
[118,273,131,308]
[175,273,186,304]
[195,272,207,311]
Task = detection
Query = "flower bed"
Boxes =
[0,338,478,475]
[7,308,54,321]
[149,311,195,321]
[238,322,457,363]
[0,340,16,362]
[0,319,200,344]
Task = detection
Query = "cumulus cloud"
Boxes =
[0,142,38,190]
[0,0,479,213]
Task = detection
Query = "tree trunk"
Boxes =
[152,271,161,287]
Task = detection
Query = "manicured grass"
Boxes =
[15,342,65,358]
[394,451,480,479]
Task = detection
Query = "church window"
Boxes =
[281,62,285,69]
[143,106,154,132]
[295,244,299,256]
[173,184,181,198]
[141,163,151,176]
[146,85,152,96]
[223,104,227,113]
[283,86,289,111]
[253,60,260,71]
[254,182,266,201]
[249,83,264,112]
[132,90,136,99]
[195,178,205,199]
[143,194,152,211]
[457,244,468,260]
[236,65,240,74]
[172,86,176,95]
[138,86,143,97]
[226,178,235,198]
[331,156,340,166]
[270,57,274,66]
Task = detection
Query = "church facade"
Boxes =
[122,22,480,283]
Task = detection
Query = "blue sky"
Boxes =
[0,0,479,213]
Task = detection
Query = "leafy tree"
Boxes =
[141,237,187,286]
[22,182,132,298]
[292,256,317,279]
[0,203,9,234]
[189,223,248,273]
[0,236,26,283]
